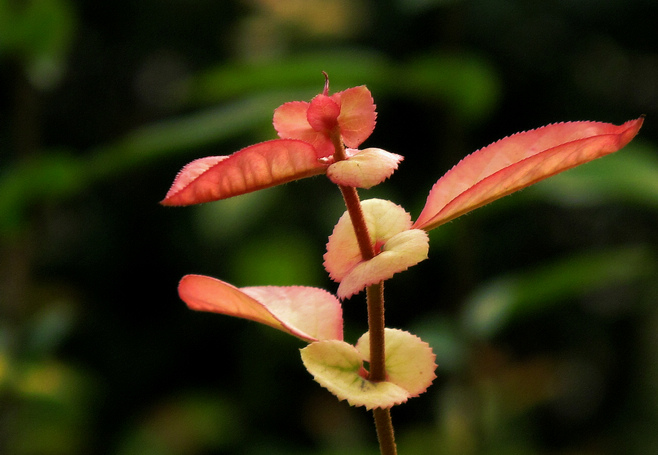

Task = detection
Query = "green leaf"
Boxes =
[92,93,294,176]
[301,340,410,410]
[461,246,657,338]
[403,52,501,123]
[190,50,393,102]
[300,329,436,409]
[356,329,437,397]
[0,0,76,88]
[0,151,85,236]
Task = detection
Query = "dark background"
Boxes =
[2,0,658,454]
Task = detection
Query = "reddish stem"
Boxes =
[332,131,375,261]
[331,129,396,455]
[373,407,397,455]
[338,185,375,260]
[366,282,386,381]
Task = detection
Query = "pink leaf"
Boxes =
[327,148,404,189]
[272,85,377,158]
[324,199,429,299]
[336,86,377,148]
[414,118,644,231]
[325,199,413,282]
[336,229,429,299]
[272,101,312,139]
[273,101,335,158]
[161,139,328,206]
[178,275,343,342]
[306,94,341,133]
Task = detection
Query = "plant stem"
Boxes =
[373,407,397,455]
[366,281,397,455]
[333,144,396,455]
[366,282,386,381]
[338,185,375,260]
[369,282,397,455]
[339,186,397,455]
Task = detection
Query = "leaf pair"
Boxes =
[324,199,429,299]
[301,328,436,410]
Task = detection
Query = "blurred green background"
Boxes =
[1,0,658,454]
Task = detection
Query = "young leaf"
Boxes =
[306,94,341,133]
[336,229,429,299]
[327,148,404,189]
[178,275,343,342]
[356,328,437,398]
[413,118,644,231]
[272,85,377,160]
[161,139,328,206]
[324,199,429,298]
[273,101,336,158]
[301,340,410,410]
[325,199,414,281]
[300,328,436,409]
[335,86,377,149]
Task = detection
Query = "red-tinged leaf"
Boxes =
[272,85,377,158]
[324,199,429,299]
[336,229,429,300]
[324,199,414,283]
[327,148,404,189]
[273,101,335,158]
[307,94,340,133]
[241,286,343,341]
[161,139,328,206]
[414,118,644,231]
[178,275,343,342]
[273,101,311,139]
[336,86,377,148]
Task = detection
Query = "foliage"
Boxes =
[1,1,658,454]
[160,75,641,453]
